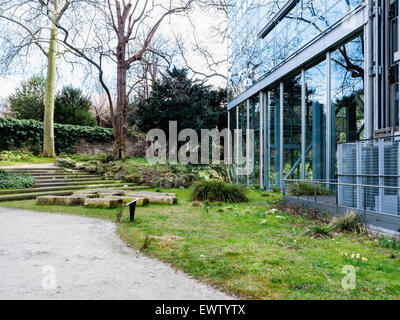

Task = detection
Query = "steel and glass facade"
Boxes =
[227,0,400,223]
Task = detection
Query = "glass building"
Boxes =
[227,0,400,226]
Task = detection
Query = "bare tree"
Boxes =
[0,0,73,157]
[55,0,194,159]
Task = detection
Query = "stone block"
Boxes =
[117,197,149,206]
[84,198,122,208]
[36,196,55,205]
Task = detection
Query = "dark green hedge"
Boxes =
[0,118,114,154]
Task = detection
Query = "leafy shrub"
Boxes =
[0,170,35,189]
[287,182,331,196]
[0,118,114,154]
[191,180,248,203]
[0,150,34,162]
[304,225,332,239]
[329,211,361,233]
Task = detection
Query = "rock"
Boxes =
[55,158,76,168]
[84,165,97,173]
[104,171,115,179]
[84,198,122,208]
[124,173,143,184]
[75,162,85,169]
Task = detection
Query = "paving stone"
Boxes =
[84,198,122,208]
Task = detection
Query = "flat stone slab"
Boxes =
[123,191,177,205]
[72,193,98,199]
[36,196,56,205]
[37,195,82,206]
[84,198,122,208]
[116,197,149,206]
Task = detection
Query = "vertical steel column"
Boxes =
[246,99,250,186]
[374,0,380,130]
[365,0,374,139]
[399,0,400,128]
[378,138,384,212]
[266,92,271,190]
[301,69,306,180]
[326,51,332,184]
[259,91,264,189]
[280,82,284,189]
[227,110,230,167]
[236,106,239,184]
[381,0,394,127]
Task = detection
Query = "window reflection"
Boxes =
[227,0,364,101]
[306,59,327,180]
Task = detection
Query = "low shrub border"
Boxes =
[0,169,35,189]
[0,118,115,154]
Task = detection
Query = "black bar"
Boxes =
[130,202,136,222]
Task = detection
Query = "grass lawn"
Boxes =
[0,156,54,166]
[1,188,400,299]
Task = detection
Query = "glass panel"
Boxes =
[227,0,364,101]
[283,73,302,179]
[249,96,260,186]
[305,59,327,180]
[331,34,365,177]
[268,85,281,187]
[238,103,247,185]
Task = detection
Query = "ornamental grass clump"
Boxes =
[304,225,332,239]
[0,169,35,189]
[191,180,248,203]
[329,211,361,233]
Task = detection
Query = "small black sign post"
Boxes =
[126,199,137,222]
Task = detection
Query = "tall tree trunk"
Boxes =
[114,62,127,160]
[43,24,57,158]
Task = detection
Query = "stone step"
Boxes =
[35,180,119,187]
[0,183,141,196]
[33,176,99,181]
[1,167,59,170]
[0,186,150,202]
[34,178,103,183]
[29,172,91,177]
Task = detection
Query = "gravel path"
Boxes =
[0,207,232,300]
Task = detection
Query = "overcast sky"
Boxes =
[0,3,227,100]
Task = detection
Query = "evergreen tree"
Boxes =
[54,86,96,126]
[134,67,227,135]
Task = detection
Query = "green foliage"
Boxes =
[54,86,96,126]
[0,150,33,162]
[8,76,46,121]
[287,182,331,196]
[329,211,361,233]
[304,225,332,239]
[8,77,96,126]
[0,169,35,189]
[0,118,114,154]
[133,67,227,134]
[376,236,400,250]
[191,180,248,203]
